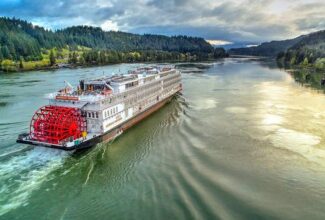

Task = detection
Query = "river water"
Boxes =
[0,58,325,220]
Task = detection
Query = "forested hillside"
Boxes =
[228,29,325,70]
[228,36,304,57]
[58,26,214,53]
[0,17,227,72]
[277,30,325,69]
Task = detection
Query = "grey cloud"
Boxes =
[0,0,324,43]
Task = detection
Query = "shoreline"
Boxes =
[0,57,227,74]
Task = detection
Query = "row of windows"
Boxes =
[116,83,161,107]
[100,73,178,108]
[124,77,178,108]
[163,78,181,89]
[104,106,118,119]
[126,81,139,89]
[143,75,155,83]
[163,74,180,83]
[87,112,99,119]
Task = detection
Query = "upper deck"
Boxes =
[47,66,178,104]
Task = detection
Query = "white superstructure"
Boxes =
[49,66,182,137]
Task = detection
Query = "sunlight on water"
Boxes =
[224,106,248,114]
[262,114,283,125]
[256,81,325,166]
[268,128,324,163]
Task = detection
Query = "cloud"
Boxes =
[206,40,233,46]
[0,0,324,43]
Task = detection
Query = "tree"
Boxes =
[19,56,24,69]
[99,51,106,64]
[214,48,227,58]
[0,49,3,61]
[8,41,16,60]
[1,46,11,59]
[49,50,56,66]
[302,57,309,66]
[1,59,16,72]
[57,49,64,59]
[78,55,85,65]
[69,52,78,64]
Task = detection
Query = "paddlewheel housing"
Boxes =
[30,105,86,144]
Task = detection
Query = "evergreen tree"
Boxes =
[49,50,56,66]
[0,49,3,61]
[72,52,78,64]
[69,52,78,64]
[68,53,72,63]
[1,46,11,59]
[99,51,106,64]
[303,57,309,65]
[19,56,24,69]
[8,41,16,60]
[79,55,85,65]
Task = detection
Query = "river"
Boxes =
[0,58,325,219]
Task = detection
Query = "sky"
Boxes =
[0,0,324,46]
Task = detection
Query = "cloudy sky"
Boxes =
[0,0,324,45]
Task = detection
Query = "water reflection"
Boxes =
[276,61,325,93]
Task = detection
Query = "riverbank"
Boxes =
[0,54,228,73]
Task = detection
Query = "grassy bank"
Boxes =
[0,46,228,73]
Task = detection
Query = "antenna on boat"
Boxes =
[64,80,74,90]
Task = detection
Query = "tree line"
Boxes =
[277,30,325,69]
[0,17,227,62]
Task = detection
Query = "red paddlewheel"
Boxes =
[30,105,86,144]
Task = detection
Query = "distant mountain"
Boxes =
[228,29,325,70]
[222,42,258,50]
[228,36,304,57]
[0,17,216,61]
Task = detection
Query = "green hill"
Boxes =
[277,30,325,69]
[0,17,216,62]
[228,29,325,70]
[58,26,214,53]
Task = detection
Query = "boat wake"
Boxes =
[0,147,68,216]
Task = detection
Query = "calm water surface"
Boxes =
[0,58,325,220]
